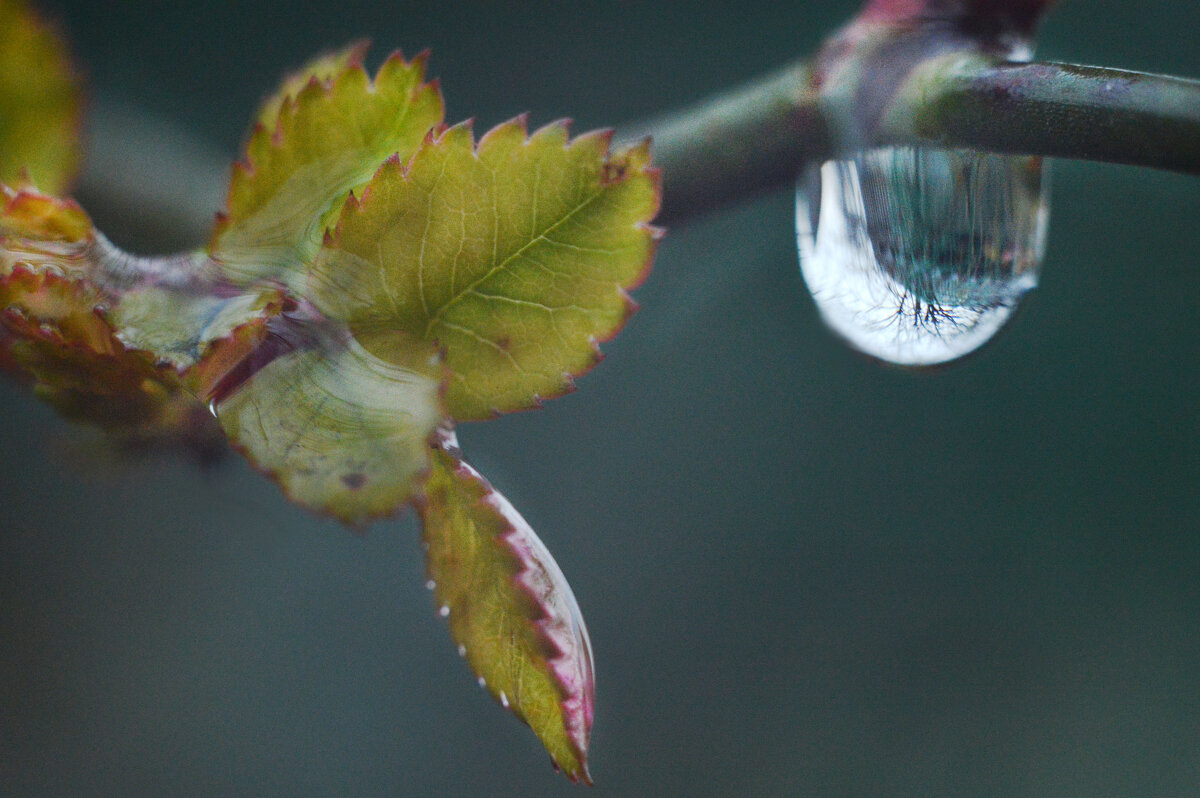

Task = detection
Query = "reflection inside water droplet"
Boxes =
[796,147,1048,365]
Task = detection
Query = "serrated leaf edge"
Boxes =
[210,47,445,255]
[418,433,595,783]
[323,116,663,420]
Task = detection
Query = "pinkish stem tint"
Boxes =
[861,0,1055,34]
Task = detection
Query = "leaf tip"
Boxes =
[435,118,474,147]
[424,74,445,102]
[343,39,372,68]
[530,118,573,147]
[419,446,596,780]
[410,47,433,69]
[479,115,530,150]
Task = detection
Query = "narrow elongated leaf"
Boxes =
[419,434,595,783]
[310,120,661,420]
[0,0,82,194]
[214,322,443,524]
[211,50,444,289]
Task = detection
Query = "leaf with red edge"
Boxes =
[310,119,661,420]
[0,182,90,245]
[210,47,444,290]
[0,188,187,433]
[0,185,267,450]
[419,432,595,783]
[0,266,204,437]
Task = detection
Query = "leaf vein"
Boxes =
[421,187,606,338]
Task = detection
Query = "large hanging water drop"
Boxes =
[796,147,1048,365]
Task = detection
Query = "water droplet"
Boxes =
[438,605,450,618]
[796,147,1048,365]
[425,579,436,591]
[499,691,510,708]
[207,399,219,418]
[477,676,487,688]
[457,644,467,657]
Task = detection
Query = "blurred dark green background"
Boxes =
[3,1,1198,795]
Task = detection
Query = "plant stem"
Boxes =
[81,56,1200,238]
[898,59,1200,174]
[619,61,828,229]
[630,57,1200,227]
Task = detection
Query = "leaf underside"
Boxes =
[215,324,444,525]
[105,281,282,383]
[419,438,595,783]
[312,119,661,420]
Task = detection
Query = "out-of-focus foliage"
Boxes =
[0,0,81,194]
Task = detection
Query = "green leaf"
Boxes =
[211,48,444,291]
[0,0,82,194]
[419,435,595,783]
[214,322,444,525]
[252,40,371,133]
[309,119,661,420]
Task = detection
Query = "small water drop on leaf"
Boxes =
[796,147,1048,365]
[420,440,594,782]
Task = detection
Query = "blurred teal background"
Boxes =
[2,1,1198,795]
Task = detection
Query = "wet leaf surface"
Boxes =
[419,435,595,782]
